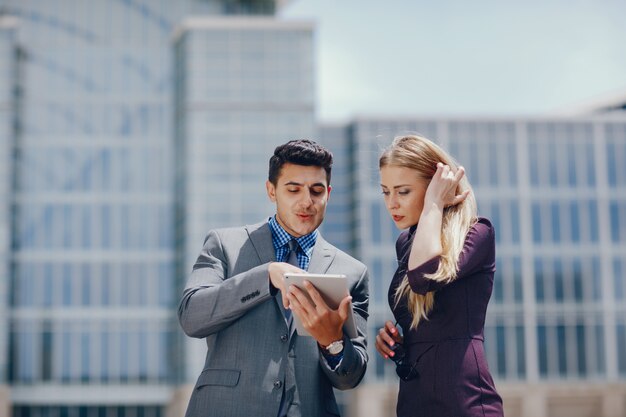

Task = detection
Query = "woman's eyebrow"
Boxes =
[380,184,412,189]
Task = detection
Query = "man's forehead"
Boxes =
[278,164,328,186]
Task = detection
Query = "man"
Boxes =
[178,139,369,417]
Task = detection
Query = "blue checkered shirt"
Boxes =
[268,216,317,270]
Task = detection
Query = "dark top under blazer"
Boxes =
[389,217,503,417]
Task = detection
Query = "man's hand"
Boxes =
[268,262,305,308]
[287,280,352,346]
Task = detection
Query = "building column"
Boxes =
[0,385,11,417]
[347,384,398,417]
[520,386,547,417]
[602,384,625,417]
[166,384,193,417]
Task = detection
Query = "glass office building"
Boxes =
[0,17,17,412]
[173,15,314,380]
[318,116,626,417]
[0,1,306,416]
[2,1,626,416]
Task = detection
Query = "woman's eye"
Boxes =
[399,190,409,196]
[381,190,390,196]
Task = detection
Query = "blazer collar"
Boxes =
[245,219,337,273]
[245,220,276,264]
[308,234,335,274]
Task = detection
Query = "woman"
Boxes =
[375,135,503,417]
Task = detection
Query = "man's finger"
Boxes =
[282,292,290,309]
[302,280,327,310]
[289,284,310,305]
[338,296,352,321]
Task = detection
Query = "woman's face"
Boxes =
[380,165,429,230]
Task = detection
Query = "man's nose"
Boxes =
[299,189,313,206]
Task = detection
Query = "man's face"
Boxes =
[266,163,331,238]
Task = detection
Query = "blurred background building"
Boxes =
[0,1,625,417]
[317,115,626,417]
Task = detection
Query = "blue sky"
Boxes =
[280,0,626,122]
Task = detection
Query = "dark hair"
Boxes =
[268,139,333,185]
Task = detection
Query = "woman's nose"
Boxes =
[387,195,399,210]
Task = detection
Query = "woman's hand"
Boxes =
[424,163,469,210]
[375,321,403,360]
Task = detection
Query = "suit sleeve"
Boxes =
[177,229,274,338]
[319,265,369,390]
[406,219,495,295]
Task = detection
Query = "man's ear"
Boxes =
[266,180,276,202]
[327,185,332,199]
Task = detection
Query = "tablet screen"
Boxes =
[283,273,357,338]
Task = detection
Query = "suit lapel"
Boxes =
[307,235,335,274]
[246,221,275,265]
[246,221,292,326]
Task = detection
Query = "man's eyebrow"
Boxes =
[284,181,327,188]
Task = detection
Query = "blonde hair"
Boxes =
[379,135,477,329]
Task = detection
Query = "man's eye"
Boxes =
[287,189,299,193]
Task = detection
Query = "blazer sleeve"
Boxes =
[177,229,274,338]
[319,265,369,390]
[406,218,495,295]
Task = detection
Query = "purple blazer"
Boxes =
[389,217,503,417]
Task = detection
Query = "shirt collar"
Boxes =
[268,216,318,254]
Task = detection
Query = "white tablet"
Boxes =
[283,272,358,338]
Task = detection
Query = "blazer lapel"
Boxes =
[307,235,335,274]
[246,221,292,326]
[246,221,275,265]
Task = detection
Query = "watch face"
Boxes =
[327,340,344,355]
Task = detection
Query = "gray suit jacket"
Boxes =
[178,220,369,417]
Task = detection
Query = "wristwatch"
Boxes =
[323,339,344,355]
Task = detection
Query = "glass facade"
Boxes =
[0,0,298,415]
[0,16,17,387]
[173,17,315,376]
[3,1,626,415]
[3,2,186,413]
[322,117,626,384]
[317,124,354,254]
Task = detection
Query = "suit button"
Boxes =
[274,380,283,389]
[280,334,288,342]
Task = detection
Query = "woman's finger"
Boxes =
[375,333,394,359]
[454,166,466,182]
[385,321,403,343]
[378,325,397,348]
